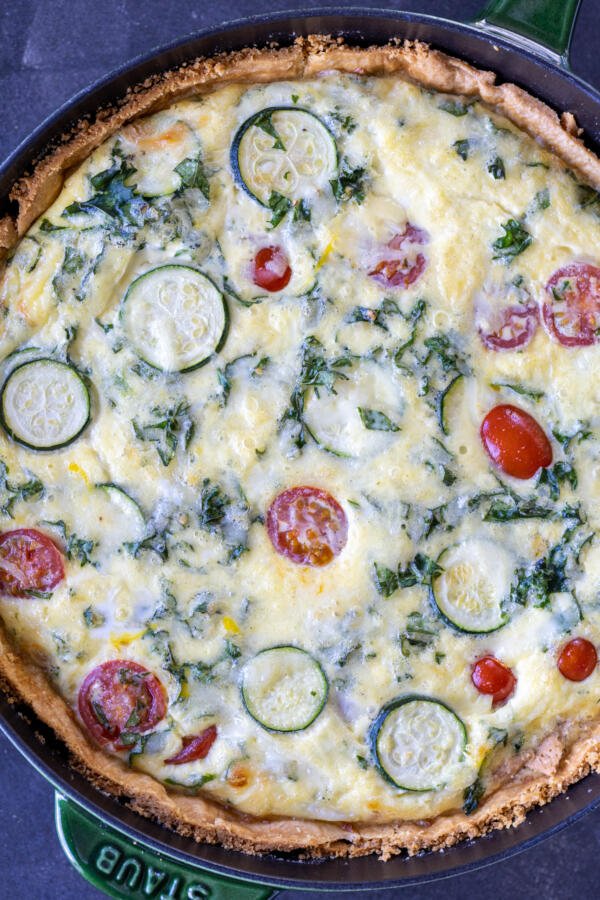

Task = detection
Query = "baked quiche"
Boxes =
[1,37,600,859]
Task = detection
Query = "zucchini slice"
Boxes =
[231,107,338,206]
[241,645,328,732]
[431,538,513,634]
[370,695,467,791]
[303,361,401,458]
[89,483,146,553]
[0,359,90,450]
[121,265,228,373]
[438,373,465,436]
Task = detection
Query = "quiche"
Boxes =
[1,37,600,860]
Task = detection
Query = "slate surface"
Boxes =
[1,2,600,898]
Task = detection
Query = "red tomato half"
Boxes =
[78,660,167,749]
[543,263,600,346]
[165,724,218,765]
[471,656,516,704]
[0,528,64,597]
[480,404,552,479]
[557,638,597,682]
[477,304,539,351]
[368,223,428,289]
[267,486,348,567]
[252,246,292,292]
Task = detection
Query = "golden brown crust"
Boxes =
[2,617,600,859]
[1,35,600,858]
[2,36,600,261]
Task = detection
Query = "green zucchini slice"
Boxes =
[241,645,328,733]
[431,538,513,634]
[370,695,467,791]
[303,361,401,458]
[0,359,90,450]
[121,265,228,373]
[438,373,465,436]
[89,483,146,553]
[231,107,338,206]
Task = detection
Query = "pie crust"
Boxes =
[1,36,600,859]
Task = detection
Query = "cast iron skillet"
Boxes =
[2,2,600,896]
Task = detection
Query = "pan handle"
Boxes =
[473,0,581,65]
[54,793,279,900]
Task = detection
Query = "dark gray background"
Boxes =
[1,1,600,897]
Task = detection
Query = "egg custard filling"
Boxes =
[1,56,600,847]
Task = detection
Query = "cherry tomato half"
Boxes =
[267,486,348,567]
[252,246,292,292]
[543,263,600,347]
[478,304,539,351]
[0,528,64,597]
[165,724,218,765]
[471,656,516,704]
[368,223,428,289]
[557,637,597,682]
[78,660,167,749]
[480,404,552,479]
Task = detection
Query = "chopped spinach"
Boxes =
[492,219,532,261]
[538,461,577,501]
[491,382,544,402]
[174,154,210,199]
[399,611,439,657]
[133,401,194,466]
[42,519,97,567]
[330,164,367,204]
[488,156,506,179]
[252,109,285,150]
[63,148,154,237]
[374,553,442,598]
[0,460,44,518]
[358,408,400,432]
[453,139,470,161]
[439,99,470,116]
[83,606,105,628]
[267,190,292,229]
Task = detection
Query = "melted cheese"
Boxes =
[1,75,600,823]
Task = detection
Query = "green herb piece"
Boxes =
[394,298,428,365]
[491,382,544,402]
[330,164,367,204]
[346,305,388,330]
[94,317,114,334]
[356,754,368,770]
[439,100,470,116]
[533,188,550,211]
[0,460,44,518]
[577,183,600,215]
[293,198,311,223]
[125,526,170,562]
[63,149,153,236]
[400,611,439,657]
[423,333,468,375]
[358,408,400,432]
[373,554,442,598]
[488,156,505,179]
[133,401,194,466]
[174,154,210,199]
[453,139,470,160]
[511,542,571,608]
[331,111,358,132]
[252,110,285,150]
[267,190,292,229]
[83,606,105,628]
[492,219,532,261]
[483,497,554,522]
[225,639,242,659]
[538,462,577,501]
[42,519,97,567]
